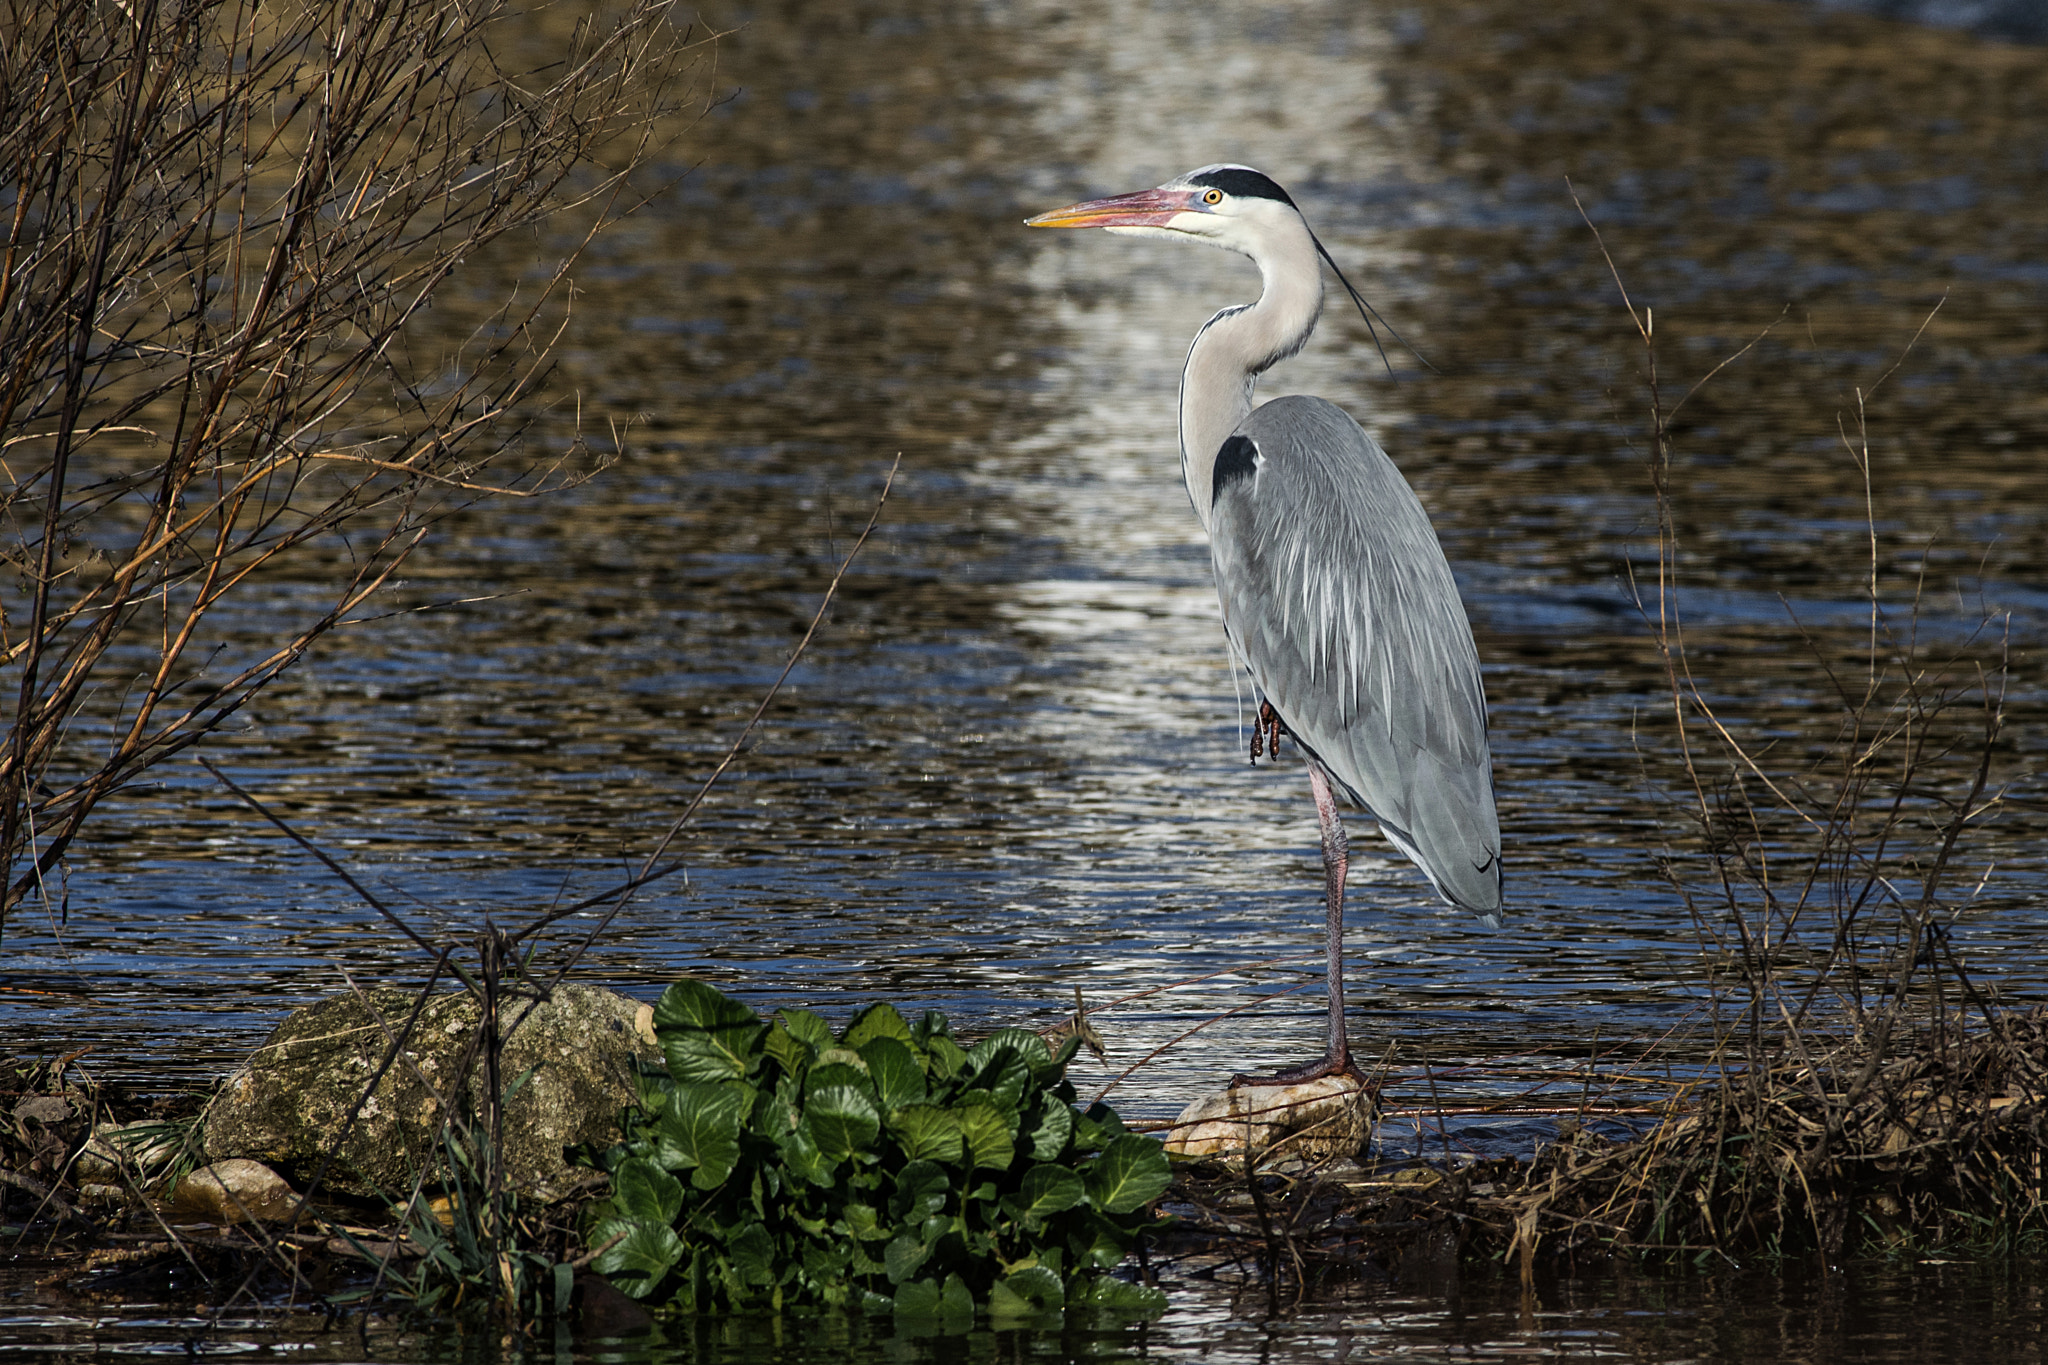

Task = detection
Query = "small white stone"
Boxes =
[1164,1075,1373,1164]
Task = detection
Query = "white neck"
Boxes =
[1178,225,1324,529]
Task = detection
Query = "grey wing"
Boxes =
[1207,394,1504,919]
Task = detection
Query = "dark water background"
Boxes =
[4,0,2046,1358]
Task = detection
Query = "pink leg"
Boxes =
[1232,761,1368,1087]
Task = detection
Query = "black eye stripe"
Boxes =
[1188,167,1295,207]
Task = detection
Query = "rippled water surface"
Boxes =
[4,0,2045,1357]
[9,1252,2048,1363]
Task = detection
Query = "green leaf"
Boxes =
[654,980,767,1082]
[848,1238,886,1277]
[763,1020,814,1077]
[844,1202,887,1241]
[910,1009,952,1049]
[1003,1165,1086,1225]
[884,1234,930,1286]
[889,1159,951,1224]
[989,1265,1064,1318]
[653,978,758,1033]
[967,1028,1055,1083]
[590,1219,686,1300]
[956,1087,1021,1136]
[553,1261,574,1317]
[1085,1133,1171,1214]
[939,1272,974,1322]
[802,1238,853,1286]
[1022,1097,1075,1161]
[780,1008,833,1050]
[890,1105,964,1164]
[1062,1209,1134,1270]
[966,1053,1032,1119]
[658,1080,752,1188]
[1085,1101,1130,1139]
[748,1081,797,1141]
[815,1046,870,1074]
[956,1097,1015,1172]
[806,1075,882,1159]
[806,1060,875,1097]
[859,1036,928,1110]
[779,1118,836,1186]
[1072,1102,1129,1152]
[924,1033,968,1081]
[892,1278,941,1317]
[728,1222,777,1286]
[1069,1275,1168,1315]
[842,1002,914,1050]
[632,1063,675,1113]
[612,1156,684,1225]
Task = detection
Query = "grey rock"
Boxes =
[202,984,659,1199]
[13,1095,72,1124]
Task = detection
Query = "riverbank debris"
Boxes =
[10,1006,2048,1310]
[1156,1008,2048,1285]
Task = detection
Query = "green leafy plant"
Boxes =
[580,981,1171,1319]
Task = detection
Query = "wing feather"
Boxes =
[1207,395,1504,917]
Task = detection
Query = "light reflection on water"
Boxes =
[2,0,2045,1355]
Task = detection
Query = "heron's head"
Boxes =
[1025,164,1306,259]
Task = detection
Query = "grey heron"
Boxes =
[1027,165,1503,1085]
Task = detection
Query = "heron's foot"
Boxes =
[1228,1050,1371,1089]
[1249,701,1285,764]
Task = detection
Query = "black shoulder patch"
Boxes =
[1189,167,1296,207]
[1212,435,1259,501]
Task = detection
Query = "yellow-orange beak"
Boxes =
[1024,186,1201,229]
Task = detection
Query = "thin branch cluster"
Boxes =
[0,0,703,915]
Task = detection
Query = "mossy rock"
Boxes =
[202,984,657,1200]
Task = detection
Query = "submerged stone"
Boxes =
[201,984,659,1200]
[163,1159,301,1223]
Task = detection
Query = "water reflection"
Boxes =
[8,1251,2048,1363]
[2,0,2041,1165]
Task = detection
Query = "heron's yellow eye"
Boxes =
[1202,188,1224,205]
